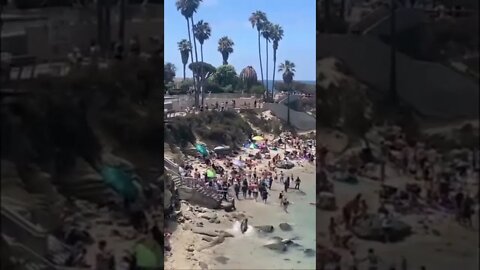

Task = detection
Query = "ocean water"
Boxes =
[211,168,316,270]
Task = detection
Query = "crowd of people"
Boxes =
[177,133,315,209]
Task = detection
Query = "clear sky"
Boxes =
[165,0,316,81]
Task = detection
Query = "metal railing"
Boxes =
[164,158,233,201]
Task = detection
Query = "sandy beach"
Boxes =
[165,133,317,270]
[316,125,479,270]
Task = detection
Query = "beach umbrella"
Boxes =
[100,166,138,201]
[252,136,264,141]
[206,169,217,178]
[214,146,230,152]
[134,243,162,268]
[233,160,245,168]
[195,144,208,156]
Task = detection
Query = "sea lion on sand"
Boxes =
[241,218,249,234]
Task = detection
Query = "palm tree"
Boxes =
[193,20,211,62]
[178,39,192,81]
[176,0,202,106]
[278,60,296,125]
[261,21,273,101]
[240,66,258,92]
[249,11,268,89]
[218,36,234,65]
[270,24,284,100]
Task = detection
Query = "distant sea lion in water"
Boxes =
[241,218,249,234]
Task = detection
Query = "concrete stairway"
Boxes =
[165,158,234,208]
[4,234,87,270]
[1,203,83,269]
[56,177,117,205]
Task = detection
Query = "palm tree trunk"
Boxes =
[272,49,277,102]
[186,18,198,107]
[191,15,200,106]
[200,43,205,107]
[324,0,331,32]
[340,0,345,20]
[183,64,186,81]
[257,31,264,89]
[389,0,397,104]
[287,85,290,125]
[118,0,126,50]
[97,0,104,56]
[105,0,111,58]
[265,39,269,102]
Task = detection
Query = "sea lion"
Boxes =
[240,218,248,234]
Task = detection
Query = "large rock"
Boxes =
[254,225,275,233]
[199,212,217,220]
[191,228,234,238]
[279,223,293,231]
[263,242,288,253]
[304,248,315,257]
[352,214,412,242]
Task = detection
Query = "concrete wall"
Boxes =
[7,20,163,61]
[317,35,479,120]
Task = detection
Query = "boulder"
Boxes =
[191,228,220,237]
[282,239,302,248]
[214,256,229,264]
[199,262,209,270]
[352,214,412,242]
[304,248,315,257]
[199,212,217,220]
[254,225,275,233]
[279,223,293,231]
[263,242,288,253]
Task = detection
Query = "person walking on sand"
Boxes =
[268,176,273,190]
[234,180,240,199]
[328,217,337,243]
[261,189,269,204]
[241,179,248,199]
[295,176,301,189]
[281,196,290,213]
[348,250,360,270]
[284,177,290,192]
[253,183,259,202]
[95,240,115,270]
